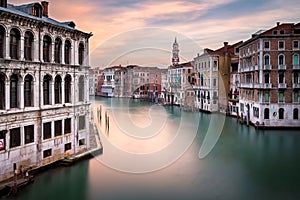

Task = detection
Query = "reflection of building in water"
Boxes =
[0,0,92,181]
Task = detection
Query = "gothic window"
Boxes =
[64,118,71,134]
[43,122,51,140]
[79,115,85,130]
[10,74,18,108]
[24,31,33,61]
[79,42,84,65]
[278,54,285,65]
[24,74,33,107]
[43,75,51,105]
[294,108,299,120]
[293,54,299,65]
[64,75,71,103]
[54,120,62,137]
[264,54,270,65]
[0,25,5,58]
[54,75,62,104]
[294,73,299,84]
[24,125,34,144]
[10,28,20,60]
[279,72,284,83]
[78,75,84,102]
[10,127,21,148]
[65,40,71,64]
[264,73,270,83]
[43,35,51,62]
[279,108,284,119]
[54,38,62,63]
[0,73,5,109]
[264,108,269,119]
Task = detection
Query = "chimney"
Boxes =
[0,0,8,8]
[41,1,49,17]
[224,42,228,46]
[277,22,280,26]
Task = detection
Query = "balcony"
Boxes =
[293,65,300,70]
[253,83,272,89]
[278,65,286,70]
[278,83,287,89]
[240,83,253,88]
[293,83,300,88]
[263,65,272,70]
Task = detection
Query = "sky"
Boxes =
[10,0,300,68]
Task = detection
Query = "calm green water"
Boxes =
[13,97,300,200]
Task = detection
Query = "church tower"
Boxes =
[172,37,179,65]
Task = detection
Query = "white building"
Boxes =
[0,1,92,181]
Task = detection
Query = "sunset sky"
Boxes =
[10,0,300,68]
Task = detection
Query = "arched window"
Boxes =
[78,75,84,102]
[278,54,285,65]
[294,108,299,120]
[43,75,51,105]
[293,54,299,65]
[279,108,284,119]
[264,108,269,119]
[24,74,33,107]
[24,31,34,61]
[65,40,71,64]
[65,75,71,103]
[43,35,51,62]
[54,75,62,104]
[0,26,5,58]
[10,28,20,60]
[10,74,18,108]
[0,73,5,109]
[54,38,62,63]
[264,54,270,65]
[79,43,84,65]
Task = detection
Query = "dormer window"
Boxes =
[32,4,42,17]
[280,30,285,34]
[273,30,278,35]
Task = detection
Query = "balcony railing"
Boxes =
[264,65,272,70]
[278,65,286,70]
[293,65,300,70]
[240,83,253,88]
[253,83,272,89]
[293,83,300,88]
[278,83,287,89]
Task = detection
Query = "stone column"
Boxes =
[51,42,54,63]
[19,81,24,109]
[40,36,44,62]
[61,80,65,104]
[33,37,39,62]
[73,40,78,66]
[20,36,24,61]
[51,82,54,105]
[5,81,10,110]
[61,39,65,65]
[5,32,10,59]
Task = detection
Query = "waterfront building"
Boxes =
[114,67,126,97]
[89,67,103,96]
[99,66,122,97]
[167,62,194,106]
[193,42,241,113]
[159,69,168,101]
[0,1,92,181]
[238,22,300,127]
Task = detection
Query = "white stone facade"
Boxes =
[0,1,92,181]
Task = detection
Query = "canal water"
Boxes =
[14,97,300,200]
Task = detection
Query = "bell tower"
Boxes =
[172,37,179,65]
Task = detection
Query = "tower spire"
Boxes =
[172,37,179,65]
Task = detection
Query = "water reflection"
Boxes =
[16,97,300,200]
